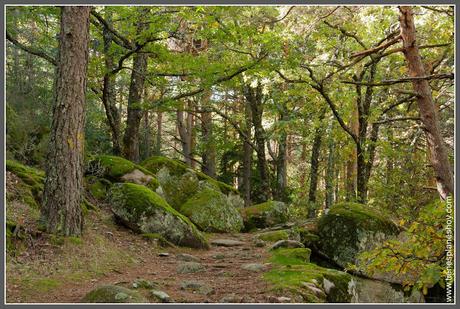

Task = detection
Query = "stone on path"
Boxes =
[158,252,170,257]
[151,290,172,303]
[176,253,200,262]
[180,280,214,295]
[269,239,304,250]
[241,263,266,272]
[211,239,245,247]
[177,262,205,274]
[220,293,242,303]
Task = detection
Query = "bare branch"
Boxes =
[341,73,454,86]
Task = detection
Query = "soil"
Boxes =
[6,202,283,304]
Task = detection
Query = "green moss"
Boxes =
[265,248,353,303]
[179,187,243,233]
[6,160,44,208]
[6,159,45,188]
[81,285,147,303]
[109,183,209,249]
[157,169,200,209]
[67,236,83,245]
[294,227,320,248]
[240,200,288,231]
[270,248,312,265]
[34,278,61,292]
[141,156,189,176]
[318,202,400,268]
[142,156,237,194]
[256,230,290,242]
[87,177,112,200]
[89,156,158,190]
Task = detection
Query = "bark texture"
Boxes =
[399,6,454,199]
[41,6,91,236]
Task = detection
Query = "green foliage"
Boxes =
[355,199,451,295]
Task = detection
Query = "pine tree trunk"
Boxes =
[399,6,454,199]
[123,13,148,163]
[325,122,335,209]
[242,97,252,206]
[201,91,216,177]
[41,6,91,236]
[102,10,121,155]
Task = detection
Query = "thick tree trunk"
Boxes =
[346,101,359,201]
[102,11,121,155]
[122,14,148,163]
[275,106,288,201]
[399,6,454,199]
[41,6,91,236]
[141,109,151,160]
[242,97,252,206]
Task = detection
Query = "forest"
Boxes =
[5,5,455,304]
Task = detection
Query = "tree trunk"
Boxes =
[399,6,454,199]
[102,10,121,155]
[325,121,335,210]
[346,102,359,201]
[307,126,323,218]
[41,6,91,236]
[244,84,270,201]
[122,14,148,163]
[242,98,252,206]
[177,104,193,166]
[201,91,216,177]
[155,110,163,155]
[275,106,288,201]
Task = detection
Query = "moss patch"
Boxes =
[265,248,353,303]
[109,183,209,249]
[142,156,237,195]
[318,202,400,268]
[179,187,244,233]
[88,155,158,190]
[256,230,290,242]
[6,160,44,208]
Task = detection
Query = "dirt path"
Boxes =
[7,208,281,303]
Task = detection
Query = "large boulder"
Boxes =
[155,168,200,209]
[349,277,424,303]
[179,187,244,233]
[141,156,236,195]
[317,202,400,269]
[109,183,209,249]
[81,285,147,303]
[87,155,159,191]
[240,200,289,231]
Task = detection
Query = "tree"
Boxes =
[398,6,454,200]
[40,6,91,236]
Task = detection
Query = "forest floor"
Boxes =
[6,201,285,303]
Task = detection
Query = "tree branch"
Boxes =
[6,31,57,66]
[373,116,421,125]
[350,35,401,59]
[91,9,134,49]
[341,73,454,86]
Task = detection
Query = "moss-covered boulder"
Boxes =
[86,176,112,200]
[318,202,400,269]
[109,183,209,249]
[87,155,159,191]
[156,168,199,209]
[240,200,289,231]
[179,187,244,233]
[141,156,236,195]
[264,248,353,303]
[81,285,147,303]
